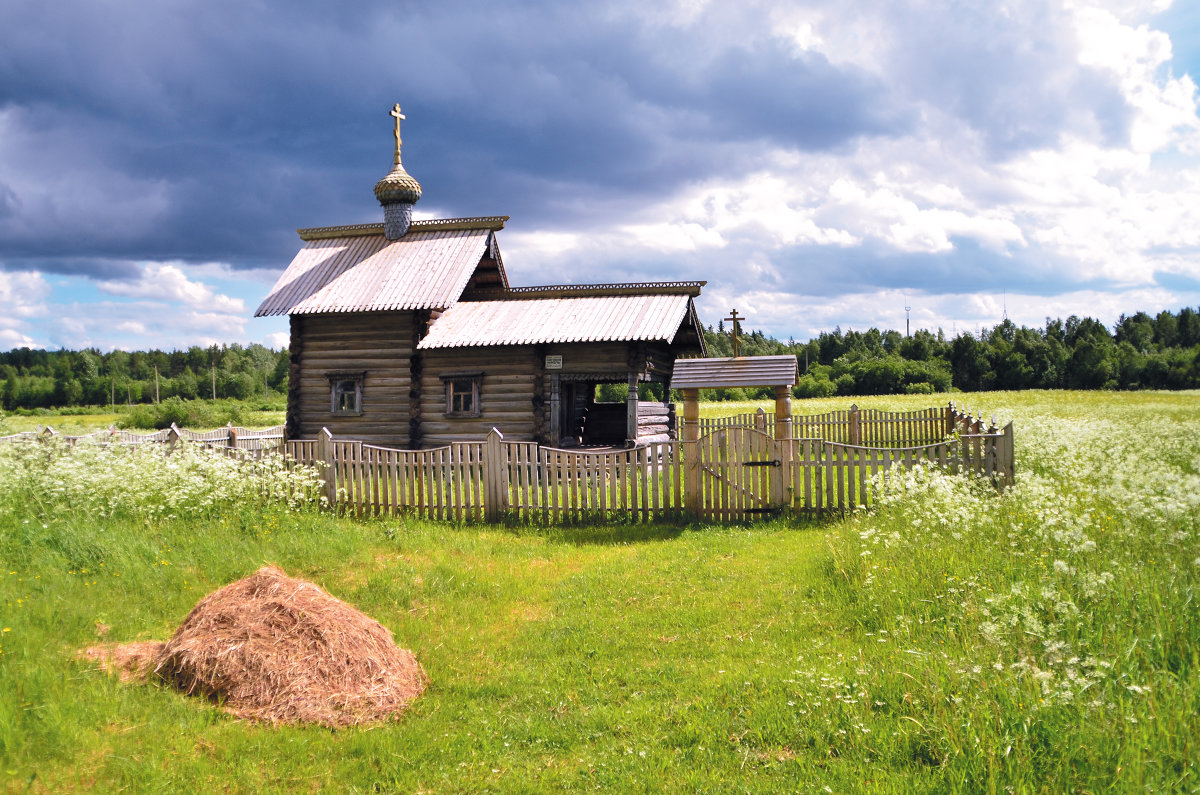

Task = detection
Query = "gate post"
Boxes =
[484,427,508,522]
[848,404,861,446]
[682,388,700,517]
[773,385,793,511]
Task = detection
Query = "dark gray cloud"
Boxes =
[0,0,916,277]
[0,257,141,280]
[3,0,1190,354]
[873,2,1133,156]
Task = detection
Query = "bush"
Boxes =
[118,398,246,430]
[794,374,836,399]
[904,381,935,395]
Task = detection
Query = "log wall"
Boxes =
[292,312,415,447]
[291,327,684,449]
[420,346,542,446]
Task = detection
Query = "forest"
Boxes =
[1,307,1198,411]
[0,344,288,411]
[700,307,1200,398]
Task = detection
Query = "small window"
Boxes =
[326,372,365,416]
[441,372,482,417]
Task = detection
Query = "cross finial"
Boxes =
[389,103,406,165]
[724,309,744,358]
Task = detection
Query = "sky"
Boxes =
[1,0,1199,352]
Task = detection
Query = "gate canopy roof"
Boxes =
[670,355,798,389]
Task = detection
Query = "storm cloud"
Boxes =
[0,0,1197,349]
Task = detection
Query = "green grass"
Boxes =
[2,399,285,435]
[1,390,1197,792]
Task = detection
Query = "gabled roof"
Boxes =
[416,285,705,349]
[670,355,799,389]
[254,217,509,317]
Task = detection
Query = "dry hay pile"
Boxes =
[85,565,426,727]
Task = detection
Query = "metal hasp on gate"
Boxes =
[670,351,799,521]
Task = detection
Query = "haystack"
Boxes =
[101,565,426,727]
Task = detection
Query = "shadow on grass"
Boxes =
[364,509,838,548]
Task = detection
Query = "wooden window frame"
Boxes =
[326,371,365,416]
[440,371,483,418]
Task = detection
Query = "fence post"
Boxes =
[682,388,700,517]
[483,427,507,522]
[1002,421,1015,488]
[848,404,860,446]
[228,424,238,449]
[167,423,183,454]
[316,427,337,508]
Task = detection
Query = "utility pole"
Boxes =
[905,294,911,338]
[211,365,217,400]
[154,364,160,403]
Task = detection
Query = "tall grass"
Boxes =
[0,390,1196,792]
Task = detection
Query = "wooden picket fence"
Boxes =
[2,403,1013,523]
[285,430,683,523]
[698,404,952,446]
[0,423,285,453]
[285,403,1011,522]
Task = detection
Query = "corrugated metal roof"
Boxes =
[468,281,705,299]
[254,225,495,316]
[416,294,695,348]
[670,355,799,389]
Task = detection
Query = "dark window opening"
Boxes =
[441,372,482,417]
[326,372,365,416]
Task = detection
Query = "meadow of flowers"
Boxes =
[789,391,1200,788]
[0,391,1195,792]
[0,439,324,521]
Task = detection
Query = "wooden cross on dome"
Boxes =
[724,308,744,358]
[390,103,405,165]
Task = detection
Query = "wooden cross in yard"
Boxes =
[724,309,744,358]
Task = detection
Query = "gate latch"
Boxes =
[743,459,781,468]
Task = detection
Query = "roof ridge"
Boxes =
[464,281,706,300]
[298,216,509,241]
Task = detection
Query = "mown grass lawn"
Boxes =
[1,390,1197,792]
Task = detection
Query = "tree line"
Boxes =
[702,307,1200,399]
[0,344,288,411]
[2,307,1198,411]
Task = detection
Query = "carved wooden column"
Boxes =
[626,372,639,446]
[774,384,793,511]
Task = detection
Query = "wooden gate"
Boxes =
[694,426,786,520]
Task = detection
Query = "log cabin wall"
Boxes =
[292,311,415,446]
[419,341,655,447]
[419,346,540,446]
[291,330,687,449]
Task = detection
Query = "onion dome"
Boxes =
[374,163,422,206]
